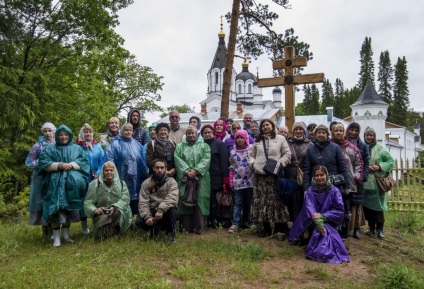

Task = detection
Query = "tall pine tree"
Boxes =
[333,78,344,117]
[377,50,394,120]
[310,84,321,115]
[357,37,375,91]
[320,79,335,114]
[301,85,312,115]
[391,56,409,126]
[378,50,393,103]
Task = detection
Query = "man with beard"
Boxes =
[137,159,179,243]
[127,109,149,146]
[100,117,120,150]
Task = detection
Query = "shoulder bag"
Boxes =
[372,146,395,193]
[262,138,282,176]
[290,144,304,186]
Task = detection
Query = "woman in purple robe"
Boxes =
[289,165,349,264]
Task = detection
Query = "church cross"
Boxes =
[257,46,325,131]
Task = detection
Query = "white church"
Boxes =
[155,23,423,165]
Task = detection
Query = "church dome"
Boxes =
[236,64,256,82]
[272,86,282,93]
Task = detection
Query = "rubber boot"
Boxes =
[42,226,49,240]
[47,226,54,240]
[258,222,272,237]
[81,220,90,235]
[376,223,384,239]
[52,229,61,247]
[353,228,361,239]
[62,226,74,243]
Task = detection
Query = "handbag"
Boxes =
[331,174,346,186]
[375,174,395,193]
[262,139,282,176]
[181,175,200,207]
[290,144,304,186]
[216,185,233,207]
[372,146,395,193]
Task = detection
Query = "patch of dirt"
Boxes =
[168,227,423,288]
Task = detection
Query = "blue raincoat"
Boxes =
[38,125,90,222]
[100,136,148,201]
[26,136,54,216]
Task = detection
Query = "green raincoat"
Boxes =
[84,164,132,234]
[174,138,211,215]
[363,144,395,211]
[38,125,90,222]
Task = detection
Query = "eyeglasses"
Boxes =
[203,131,214,135]
[170,116,179,119]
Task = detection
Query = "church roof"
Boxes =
[210,34,227,70]
[352,80,387,105]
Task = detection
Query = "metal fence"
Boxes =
[388,159,424,212]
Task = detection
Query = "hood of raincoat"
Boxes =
[55,124,74,146]
[99,162,120,186]
[127,109,142,129]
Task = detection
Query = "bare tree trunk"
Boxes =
[220,0,241,118]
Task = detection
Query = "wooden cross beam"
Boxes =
[257,46,325,131]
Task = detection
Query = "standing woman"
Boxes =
[26,122,56,238]
[363,127,395,239]
[285,122,312,222]
[303,125,350,194]
[38,125,90,247]
[345,122,370,238]
[174,125,211,234]
[213,118,230,142]
[248,119,291,240]
[76,123,105,234]
[146,123,176,177]
[201,124,230,228]
[331,123,364,239]
[101,123,148,216]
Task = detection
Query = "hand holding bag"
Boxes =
[372,146,395,193]
[262,139,282,176]
[375,173,395,193]
[290,144,304,186]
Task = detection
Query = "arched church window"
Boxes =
[248,84,252,93]
[238,84,242,93]
[215,72,219,84]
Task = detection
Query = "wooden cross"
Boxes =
[257,46,325,131]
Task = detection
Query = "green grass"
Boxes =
[1,213,424,288]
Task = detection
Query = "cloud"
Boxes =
[116,0,424,123]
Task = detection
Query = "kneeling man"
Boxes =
[137,158,179,243]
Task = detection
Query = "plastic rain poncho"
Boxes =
[84,163,132,235]
[38,125,90,222]
[289,181,350,264]
[174,137,211,215]
[25,136,54,219]
[100,135,148,201]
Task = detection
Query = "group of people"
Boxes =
[26,110,395,264]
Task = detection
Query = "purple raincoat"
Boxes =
[289,185,350,263]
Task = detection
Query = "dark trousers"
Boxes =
[136,207,177,235]
[363,206,385,231]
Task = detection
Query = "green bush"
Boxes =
[377,263,423,289]
[393,212,422,234]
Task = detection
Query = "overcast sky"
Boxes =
[115,0,424,124]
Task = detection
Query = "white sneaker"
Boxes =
[228,225,238,234]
